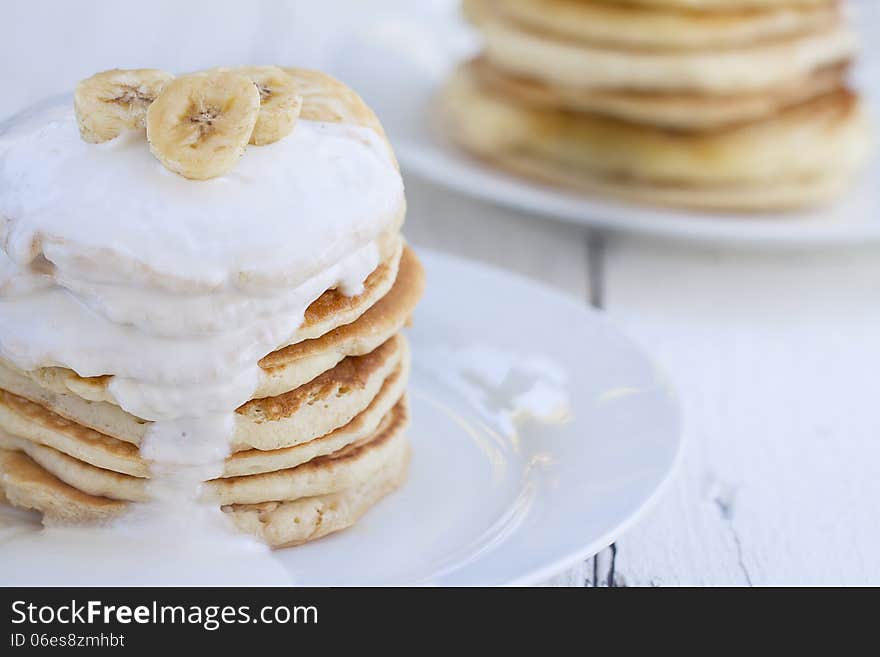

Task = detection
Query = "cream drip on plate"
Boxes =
[421,345,571,441]
[0,99,405,584]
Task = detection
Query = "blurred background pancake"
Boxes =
[445,0,872,210]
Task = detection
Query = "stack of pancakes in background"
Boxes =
[0,68,425,548]
[0,243,424,547]
[444,0,872,210]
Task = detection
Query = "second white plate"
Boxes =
[328,1,880,248]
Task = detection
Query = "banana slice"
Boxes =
[235,66,302,145]
[146,72,260,180]
[74,69,174,143]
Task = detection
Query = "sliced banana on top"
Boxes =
[233,66,302,146]
[74,69,174,143]
[146,72,260,180]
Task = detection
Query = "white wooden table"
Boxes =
[404,174,880,586]
[3,0,879,587]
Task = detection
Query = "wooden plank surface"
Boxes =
[599,238,880,586]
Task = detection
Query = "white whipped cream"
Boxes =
[0,101,401,291]
[0,240,380,418]
[0,97,405,584]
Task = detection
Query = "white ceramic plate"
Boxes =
[0,250,680,585]
[277,249,682,585]
[327,1,880,248]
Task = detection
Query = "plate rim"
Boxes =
[410,247,685,585]
[399,142,880,250]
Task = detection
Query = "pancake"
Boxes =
[443,64,872,209]
[0,448,126,522]
[4,245,424,408]
[469,56,848,130]
[257,246,423,395]
[210,400,407,505]
[0,69,405,296]
[0,397,408,508]
[0,438,410,549]
[0,336,409,478]
[287,233,403,345]
[483,151,858,211]
[234,334,408,453]
[224,443,409,548]
[0,331,407,455]
[468,0,857,93]
[467,0,841,51]
[284,67,396,165]
[225,349,408,476]
[607,0,832,9]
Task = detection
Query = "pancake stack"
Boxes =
[0,68,424,548]
[443,0,872,210]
